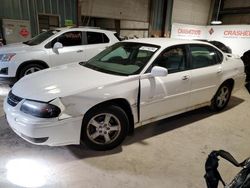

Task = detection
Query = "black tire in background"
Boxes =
[18,63,45,79]
[81,105,129,151]
[210,83,232,111]
[241,50,250,82]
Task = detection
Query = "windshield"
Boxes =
[81,42,159,76]
[23,30,60,46]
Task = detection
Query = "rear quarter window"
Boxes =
[86,32,110,44]
[214,48,223,63]
[114,33,122,41]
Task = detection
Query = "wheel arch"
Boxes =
[221,78,235,90]
[16,60,49,78]
[210,78,235,111]
[213,78,235,99]
[83,98,135,134]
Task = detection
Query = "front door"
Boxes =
[82,31,112,61]
[47,31,85,66]
[140,45,191,122]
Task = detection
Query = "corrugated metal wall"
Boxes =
[80,0,149,22]
[149,0,173,37]
[0,0,77,36]
[149,0,165,36]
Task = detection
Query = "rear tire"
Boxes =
[81,105,129,151]
[210,83,232,111]
[18,63,45,79]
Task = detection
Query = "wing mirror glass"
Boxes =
[151,66,168,77]
[53,42,63,51]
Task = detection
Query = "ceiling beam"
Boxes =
[220,7,250,15]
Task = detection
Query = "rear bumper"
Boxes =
[232,72,246,93]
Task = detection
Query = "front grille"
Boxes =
[7,91,23,107]
[0,67,8,75]
[21,133,49,143]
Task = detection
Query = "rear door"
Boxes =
[82,31,111,61]
[189,44,223,106]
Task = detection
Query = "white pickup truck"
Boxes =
[0,27,120,84]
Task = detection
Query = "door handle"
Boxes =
[76,50,83,53]
[182,75,190,80]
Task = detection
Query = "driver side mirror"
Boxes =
[151,66,168,77]
[53,42,63,52]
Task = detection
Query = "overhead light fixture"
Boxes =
[211,0,223,25]
[211,20,222,25]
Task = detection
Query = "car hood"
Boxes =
[12,63,130,102]
[0,43,33,54]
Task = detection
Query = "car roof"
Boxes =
[52,27,116,33]
[124,38,213,48]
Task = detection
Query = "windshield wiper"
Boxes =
[79,62,87,66]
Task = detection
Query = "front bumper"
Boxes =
[0,60,19,84]
[0,61,16,76]
[0,77,16,85]
[3,97,83,146]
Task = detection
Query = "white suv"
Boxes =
[0,27,119,84]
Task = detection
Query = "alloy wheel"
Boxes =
[216,86,230,108]
[86,113,121,145]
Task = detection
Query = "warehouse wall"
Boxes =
[80,0,149,38]
[172,0,212,25]
[80,0,150,22]
[120,20,149,38]
[82,17,149,38]
[0,0,77,36]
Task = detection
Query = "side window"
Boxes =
[87,32,110,44]
[114,33,121,41]
[49,31,83,47]
[190,45,218,69]
[58,31,82,46]
[153,45,187,74]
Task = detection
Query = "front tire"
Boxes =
[81,105,129,151]
[18,63,45,79]
[210,83,232,111]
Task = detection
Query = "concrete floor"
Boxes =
[0,85,249,188]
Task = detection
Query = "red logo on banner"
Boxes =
[19,28,29,37]
[177,28,201,36]
[209,28,214,35]
[224,30,250,37]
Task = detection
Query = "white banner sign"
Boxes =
[171,23,250,56]
[207,25,250,56]
[171,23,207,40]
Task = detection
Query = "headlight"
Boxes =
[0,53,16,62]
[20,100,61,118]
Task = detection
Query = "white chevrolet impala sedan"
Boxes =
[4,38,245,150]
